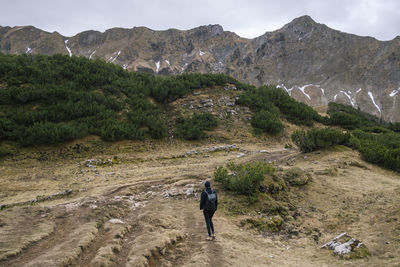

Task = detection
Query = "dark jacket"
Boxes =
[200,187,218,211]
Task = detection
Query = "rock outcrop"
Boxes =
[1,15,399,121]
[321,232,370,259]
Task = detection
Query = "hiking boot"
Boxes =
[212,234,216,240]
[206,236,213,241]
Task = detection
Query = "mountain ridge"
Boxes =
[1,15,399,121]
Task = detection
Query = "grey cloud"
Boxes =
[0,0,398,40]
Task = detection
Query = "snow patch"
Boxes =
[298,84,312,100]
[334,94,338,101]
[122,64,128,69]
[199,51,206,56]
[390,88,400,97]
[89,50,96,59]
[181,63,188,72]
[165,59,170,66]
[356,88,362,94]
[110,51,121,63]
[368,91,381,113]
[64,40,72,57]
[25,47,32,54]
[277,84,293,95]
[340,90,355,107]
[279,84,322,99]
[108,51,121,63]
[155,61,160,72]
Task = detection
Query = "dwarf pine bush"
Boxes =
[214,161,274,202]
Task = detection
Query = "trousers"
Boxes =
[203,210,215,236]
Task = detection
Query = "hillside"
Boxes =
[1,16,400,122]
[1,53,399,171]
[0,53,400,266]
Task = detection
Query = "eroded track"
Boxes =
[1,143,400,266]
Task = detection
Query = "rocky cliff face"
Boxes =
[1,16,399,121]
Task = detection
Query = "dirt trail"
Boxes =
[1,142,400,266]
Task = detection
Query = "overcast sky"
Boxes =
[1,0,399,40]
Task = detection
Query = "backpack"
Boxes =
[204,190,217,211]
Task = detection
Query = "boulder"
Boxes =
[321,232,370,259]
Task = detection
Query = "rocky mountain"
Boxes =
[1,16,399,121]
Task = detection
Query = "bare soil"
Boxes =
[1,138,399,267]
[1,96,400,267]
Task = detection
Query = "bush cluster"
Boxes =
[21,121,88,146]
[356,132,400,172]
[326,102,384,129]
[291,128,350,153]
[237,85,322,128]
[0,53,246,146]
[0,146,11,157]
[176,113,218,140]
[251,110,284,135]
[214,161,274,202]
[291,102,400,173]
[150,73,252,103]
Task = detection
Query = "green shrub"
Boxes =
[0,117,15,140]
[359,126,390,133]
[193,112,218,130]
[0,53,250,146]
[237,85,321,130]
[251,110,284,135]
[357,137,400,172]
[214,161,274,202]
[2,53,247,145]
[346,135,361,149]
[327,112,361,130]
[389,122,400,132]
[291,128,350,152]
[176,113,218,140]
[21,122,88,146]
[290,130,316,153]
[326,102,384,129]
[125,95,167,139]
[100,120,143,141]
[0,146,11,157]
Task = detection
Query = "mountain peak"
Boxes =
[290,15,317,25]
[190,24,224,36]
[280,15,321,36]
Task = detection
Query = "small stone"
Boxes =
[185,188,194,196]
[109,219,125,224]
